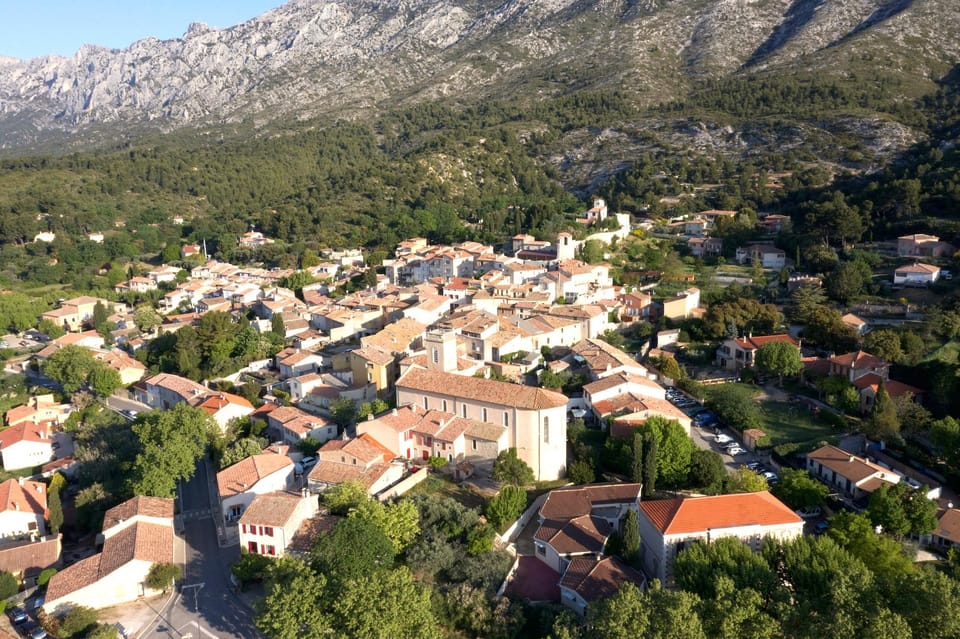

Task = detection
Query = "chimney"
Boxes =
[18,478,24,487]
[35,485,42,493]
[367,413,374,421]
[392,408,398,416]
[849,456,855,462]
[13,503,18,510]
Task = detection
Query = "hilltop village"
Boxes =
[1,197,959,638]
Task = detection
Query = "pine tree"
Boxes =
[867,380,900,440]
[632,431,644,484]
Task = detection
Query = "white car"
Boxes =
[715,434,733,445]
[726,446,747,456]
[795,506,822,519]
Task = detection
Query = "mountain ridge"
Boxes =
[0,0,957,154]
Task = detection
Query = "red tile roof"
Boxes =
[238,491,306,528]
[0,478,47,515]
[397,367,567,410]
[559,556,646,602]
[638,491,801,535]
[535,515,611,554]
[731,334,798,351]
[0,421,53,448]
[102,496,174,531]
[539,484,641,520]
[218,451,293,498]
[829,350,886,370]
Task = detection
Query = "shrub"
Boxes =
[486,485,527,530]
[145,563,182,592]
[59,606,99,639]
[0,570,17,599]
[429,456,449,471]
[231,551,274,589]
[37,568,57,587]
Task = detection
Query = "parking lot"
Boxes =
[665,386,780,488]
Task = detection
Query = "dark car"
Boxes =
[7,607,28,625]
[814,521,830,535]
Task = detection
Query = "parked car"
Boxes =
[795,506,822,519]
[727,446,747,456]
[300,456,317,467]
[814,521,830,535]
[7,607,28,625]
[715,434,733,445]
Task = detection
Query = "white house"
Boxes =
[0,422,55,471]
[217,449,296,523]
[195,392,255,432]
[636,491,803,584]
[307,433,404,496]
[238,491,317,557]
[0,478,47,540]
[43,496,174,613]
[893,262,940,286]
[805,445,900,500]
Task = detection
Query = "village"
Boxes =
[0,197,958,638]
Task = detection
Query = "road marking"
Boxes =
[177,622,219,639]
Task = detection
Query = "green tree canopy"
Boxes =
[772,468,828,510]
[646,416,695,488]
[333,566,442,639]
[754,340,802,386]
[492,448,535,486]
[311,516,395,587]
[128,403,215,497]
[44,344,98,392]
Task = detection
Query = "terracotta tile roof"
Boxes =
[218,451,293,498]
[102,496,174,531]
[145,373,208,401]
[397,367,568,410]
[856,476,898,494]
[46,554,101,602]
[731,334,798,351]
[327,433,394,465]
[465,421,507,442]
[0,421,53,448]
[352,346,395,365]
[851,373,922,396]
[307,460,394,490]
[0,535,61,578]
[936,509,960,545]
[238,491,305,528]
[539,484,641,520]
[100,521,173,575]
[559,556,646,602]
[288,513,338,553]
[829,350,886,370]
[638,491,801,535]
[360,405,426,434]
[535,515,611,554]
[46,520,172,603]
[802,356,831,375]
[0,478,47,515]
[197,392,254,414]
[807,445,891,484]
[895,262,940,274]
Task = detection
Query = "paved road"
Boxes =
[104,394,153,418]
[145,459,262,639]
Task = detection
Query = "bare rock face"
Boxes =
[0,0,956,152]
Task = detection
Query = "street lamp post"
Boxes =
[180,582,204,639]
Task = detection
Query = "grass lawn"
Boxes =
[409,474,487,510]
[757,400,837,447]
